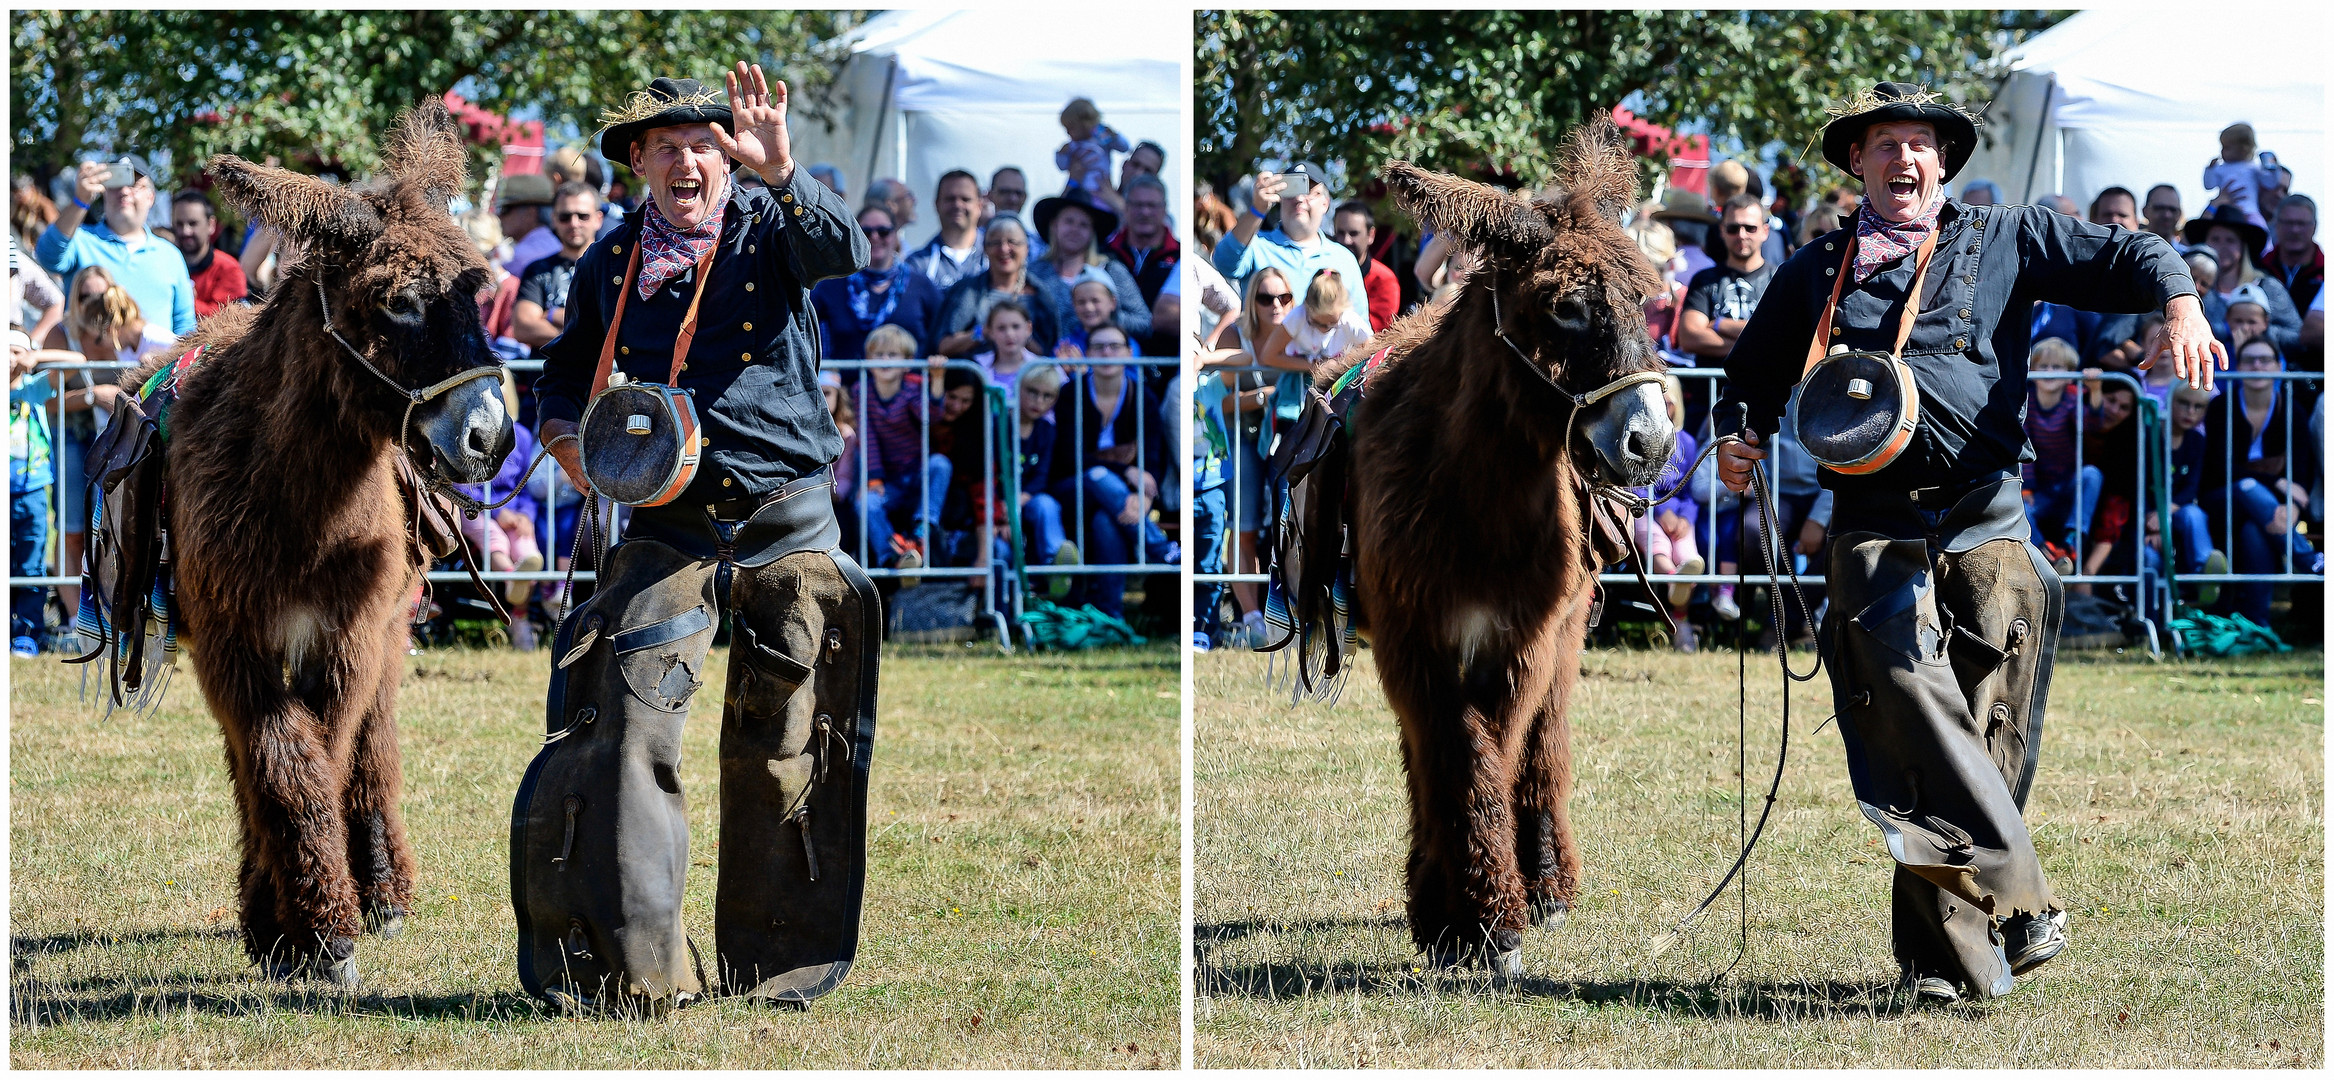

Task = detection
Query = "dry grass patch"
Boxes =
[1193,646,2322,1068]
[12,642,1177,1068]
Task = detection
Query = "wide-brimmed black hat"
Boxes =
[2181,203,2270,260]
[1032,191,1119,247]
[597,77,734,161]
[1821,82,1980,182]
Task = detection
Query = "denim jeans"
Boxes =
[12,486,51,641]
[1054,466,1176,619]
[1021,492,1066,564]
[1191,484,1226,642]
[861,456,950,540]
[2205,478,2318,624]
[2025,466,2102,550]
[2167,502,2215,573]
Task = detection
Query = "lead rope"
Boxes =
[1647,406,1822,973]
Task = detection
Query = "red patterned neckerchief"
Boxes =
[636,185,732,300]
[1852,192,1945,284]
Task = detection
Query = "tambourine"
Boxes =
[1791,347,1919,476]
[579,377,701,506]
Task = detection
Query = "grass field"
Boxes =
[11,641,1178,1069]
[1194,645,2323,1069]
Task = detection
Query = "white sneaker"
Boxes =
[511,618,538,652]
[1241,610,1266,648]
[1712,586,1741,621]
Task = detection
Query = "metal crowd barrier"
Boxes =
[12,354,1183,650]
[1190,360,2319,656]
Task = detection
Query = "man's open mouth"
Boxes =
[672,178,702,206]
[1887,178,1918,198]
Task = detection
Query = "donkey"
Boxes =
[1316,120,1674,973]
[142,103,512,983]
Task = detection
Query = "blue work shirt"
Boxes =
[1211,226,1369,325]
[535,170,870,504]
[34,219,197,336]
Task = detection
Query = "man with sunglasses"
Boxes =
[511,182,604,351]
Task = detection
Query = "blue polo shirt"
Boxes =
[34,219,197,336]
[1211,226,1368,324]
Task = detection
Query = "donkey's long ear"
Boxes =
[1556,117,1639,225]
[1380,160,1552,262]
[208,155,381,250]
[380,100,469,209]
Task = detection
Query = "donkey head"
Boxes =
[1382,119,1674,487]
[209,102,512,485]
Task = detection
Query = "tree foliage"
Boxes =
[11,10,863,195]
[1195,10,2065,197]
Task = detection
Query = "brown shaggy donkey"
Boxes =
[1315,120,1675,973]
[137,104,513,983]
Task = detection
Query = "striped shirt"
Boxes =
[852,373,927,486]
[2024,386,2081,489]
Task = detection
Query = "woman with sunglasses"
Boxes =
[809,204,943,360]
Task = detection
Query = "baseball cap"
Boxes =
[8,328,34,352]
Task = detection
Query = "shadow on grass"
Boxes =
[13,926,553,1027]
[13,979,551,1026]
[1197,919,1942,1021]
[1198,957,1932,1020]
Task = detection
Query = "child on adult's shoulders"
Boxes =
[2202,122,2274,233]
[1055,97,1131,211]
[1261,269,1372,371]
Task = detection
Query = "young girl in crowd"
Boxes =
[973,299,1038,388]
[1009,363,1077,594]
[1637,375,1705,651]
[2161,384,2229,604]
[1056,279,1124,357]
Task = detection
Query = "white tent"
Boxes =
[788,9,1188,252]
[1958,9,2326,245]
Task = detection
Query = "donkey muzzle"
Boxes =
[413,369,513,485]
[1579,380,1674,488]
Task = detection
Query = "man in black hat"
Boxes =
[515,62,875,1014]
[1712,82,2219,1004]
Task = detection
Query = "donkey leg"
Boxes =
[1515,615,1592,929]
[343,614,416,938]
[1384,646,1528,969]
[204,642,366,981]
[221,740,292,966]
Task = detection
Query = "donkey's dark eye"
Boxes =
[1550,297,1590,327]
[387,294,421,318]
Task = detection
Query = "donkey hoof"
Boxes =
[1488,948,1525,982]
[364,904,408,939]
[1529,897,1570,929]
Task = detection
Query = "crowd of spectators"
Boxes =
[1189,120,2325,652]
[11,95,1184,653]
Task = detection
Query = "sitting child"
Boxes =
[972,299,1039,389]
[850,323,946,570]
[1009,364,1077,595]
[2161,384,2229,603]
[1055,279,1125,358]
[2022,337,2089,564]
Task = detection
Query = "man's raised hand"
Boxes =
[713,61,793,186]
[2145,294,2227,392]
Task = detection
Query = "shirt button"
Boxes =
[612,244,621,254]
[745,282,756,292]
[742,322,753,331]
[679,363,688,372]
[1832,325,1843,336]
[1955,337,1967,348]
[1825,243,1835,251]
[620,346,630,355]
[612,275,623,284]
[793,208,805,218]
[748,245,757,254]
[722,477,733,487]
[1959,308,1972,319]
[1825,267,1835,276]
[782,193,793,203]
[741,352,752,361]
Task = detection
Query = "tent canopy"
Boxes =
[790,9,1187,252]
[1958,9,2325,245]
